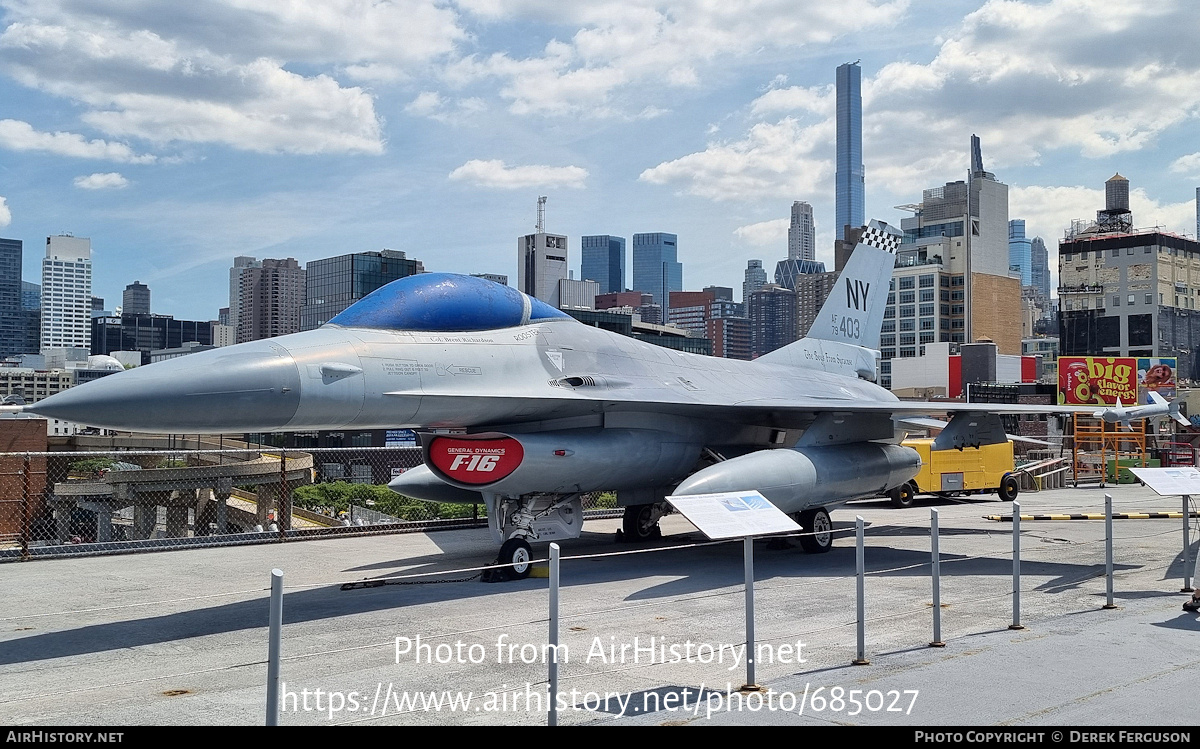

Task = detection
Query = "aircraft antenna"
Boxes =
[536,196,547,233]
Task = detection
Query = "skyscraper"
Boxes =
[300,250,420,330]
[581,235,626,294]
[20,281,40,354]
[123,281,150,315]
[236,258,305,343]
[1030,236,1051,301]
[632,233,682,307]
[1195,187,1198,239]
[0,238,23,358]
[518,232,569,307]
[40,235,92,351]
[228,256,261,336]
[835,61,865,240]
[887,136,1014,363]
[788,201,815,261]
[749,284,797,358]
[743,259,767,303]
[1008,219,1032,286]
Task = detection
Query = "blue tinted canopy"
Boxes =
[327,273,571,332]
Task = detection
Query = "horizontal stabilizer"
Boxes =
[931,412,1008,450]
[895,415,1050,446]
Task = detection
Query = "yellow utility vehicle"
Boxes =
[887,438,1019,508]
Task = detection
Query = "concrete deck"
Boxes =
[0,483,1196,727]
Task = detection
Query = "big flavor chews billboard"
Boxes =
[1057,356,1177,405]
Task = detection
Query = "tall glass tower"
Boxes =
[1008,219,1032,287]
[835,61,865,240]
[0,237,23,358]
[581,235,626,294]
[632,233,682,307]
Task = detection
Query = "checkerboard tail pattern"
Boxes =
[859,225,901,254]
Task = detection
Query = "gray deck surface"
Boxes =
[1,484,1197,726]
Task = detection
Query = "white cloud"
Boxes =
[861,0,1200,191]
[642,0,1200,206]
[404,91,488,123]
[1171,153,1200,179]
[0,1,451,154]
[0,196,10,226]
[733,218,788,246]
[639,118,832,201]
[73,172,129,190]
[443,1,907,116]
[749,84,833,117]
[0,119,155,162]
[448,159,589,189]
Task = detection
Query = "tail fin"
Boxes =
[807,219,902,350]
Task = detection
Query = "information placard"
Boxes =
[666,490,800,540]
[1127,466,1200,496]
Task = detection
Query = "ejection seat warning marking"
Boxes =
[380,360,432,376]
[667,491,800,540]
[435,364,483,376]
[1128,467,1200,496]
[546,351,564,372]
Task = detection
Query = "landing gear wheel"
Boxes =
[622,504,661,542]
[889,482,916,509]
[497,538,533,580]
[998,474,1020,502]
[797,508,833,554]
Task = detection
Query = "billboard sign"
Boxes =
[1136,357,1177,403]
[1057,357,1137,406]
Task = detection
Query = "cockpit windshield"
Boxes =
[326,272,571,331]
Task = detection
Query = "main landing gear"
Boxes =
[495,537,533,580]
[793,507,833,554]
[481,493,581,583]
[620,502,667,542]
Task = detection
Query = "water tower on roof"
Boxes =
[1097,173,1133,233]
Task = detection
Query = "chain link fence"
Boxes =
[0,446,619,560]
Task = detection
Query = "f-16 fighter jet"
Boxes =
[22,221,1078,577]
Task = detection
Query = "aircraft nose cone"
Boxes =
[29,340,302,432]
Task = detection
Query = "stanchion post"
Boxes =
[742,536,760,691]
[931,509,944,647]
[1010,501,1024,630]
[266,568,284,726]
[853,516,869,665]
[1104,493,1118,609]
[20,455,31,561]
[548,543,560,726]
[1182,495,1194,593]
[278,448,289,538]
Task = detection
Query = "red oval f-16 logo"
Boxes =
[428,435,524,485]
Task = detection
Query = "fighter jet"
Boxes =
[1095,391,1190,430]
[23,221,1078,578]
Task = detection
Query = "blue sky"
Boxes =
[1,0,1198,321]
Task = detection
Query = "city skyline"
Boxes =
[0,1,1198,322]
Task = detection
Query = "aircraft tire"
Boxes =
[998,474,1020,502]
[498,538,533,580]
[889,482,916,509]
[797,508,833,554]
[622,504,661,542]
